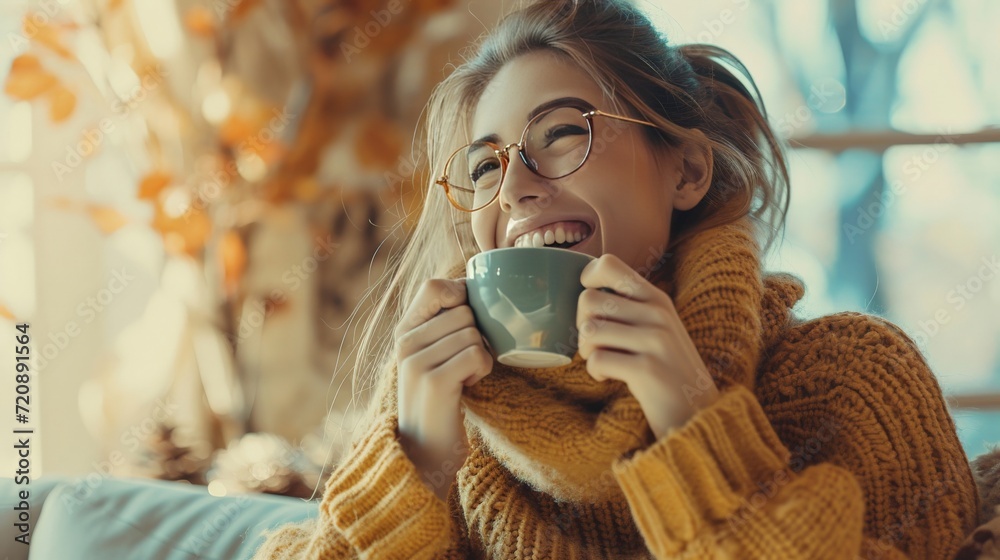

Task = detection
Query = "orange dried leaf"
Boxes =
[219,230,247,296]
[48,84,77,122]
[179,208,212,256]
[256,140,285,164]
[0,303,15,320]
[184,6,216,37]
[4,54,57,100]
[293,177,320,202]
[87,205,128,234]
[106,0,126,10]
[138,171,172,200]
[10,53,41,71]
[24,14,75,59]
[152,203,211,256]
[219,115,255,147]
[151,203,172,236]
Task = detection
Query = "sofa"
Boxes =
[4,468,999,559]
[1,476,317,560]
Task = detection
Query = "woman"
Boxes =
[255,0,980,557]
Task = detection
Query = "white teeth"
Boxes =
[513,222,592,248]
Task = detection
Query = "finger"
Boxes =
[396,279,468,338]
[459,345,496,387]
[407,326,490,381]
[584,347,650,384]
[580,253,666,304]
[576,319,662,361]
[397,305,475,358]
[577,287,669,331]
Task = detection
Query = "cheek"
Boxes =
[471,214,499,251]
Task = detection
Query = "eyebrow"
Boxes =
[470,96,593,148]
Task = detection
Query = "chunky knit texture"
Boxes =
[254,217,979,559]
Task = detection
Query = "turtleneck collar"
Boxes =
[457,216,805,506]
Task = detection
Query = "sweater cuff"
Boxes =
[611,384,791,553]
[319,414,455,559]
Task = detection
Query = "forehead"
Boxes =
[471,50,609,141]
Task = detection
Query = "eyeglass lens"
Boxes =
[445,107,591,212]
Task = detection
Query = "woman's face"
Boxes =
[468,49,711,273]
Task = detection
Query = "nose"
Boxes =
[498,145,552,213]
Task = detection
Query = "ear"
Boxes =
[672,129,713,211]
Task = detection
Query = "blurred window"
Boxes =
[645,0,1000,457]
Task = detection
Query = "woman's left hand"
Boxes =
[577,253,720,440]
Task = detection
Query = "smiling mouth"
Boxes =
[514,221,594,249]
[536,231,592,254]
[548,230,592,251]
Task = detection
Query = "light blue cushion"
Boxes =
[25,477,318,560]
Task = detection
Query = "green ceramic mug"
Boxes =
[466,247,596,368]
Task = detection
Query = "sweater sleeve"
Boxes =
[610,314,979,559]
[252,413,471,559]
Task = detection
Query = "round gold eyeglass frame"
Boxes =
[436,106,662,213]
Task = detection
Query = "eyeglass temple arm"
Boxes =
[586,109,658,129]
[435,176,475,194]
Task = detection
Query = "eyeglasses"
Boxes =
[436,105,661,213]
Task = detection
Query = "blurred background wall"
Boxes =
[0,0,997,498]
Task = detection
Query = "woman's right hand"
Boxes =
[394,278,494,501]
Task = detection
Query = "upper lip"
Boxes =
[505,214,595,248]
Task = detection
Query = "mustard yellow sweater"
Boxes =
[253,218,979,559]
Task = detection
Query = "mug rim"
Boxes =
[466,246,597,263]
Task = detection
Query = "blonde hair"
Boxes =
[340,0,790,449]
